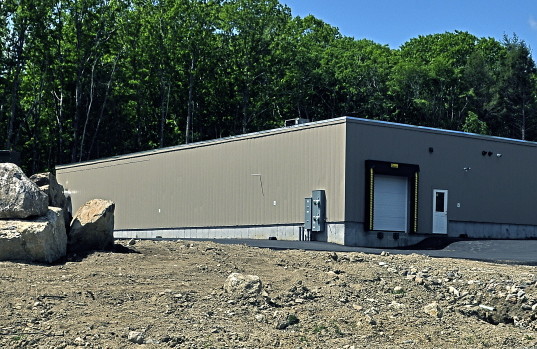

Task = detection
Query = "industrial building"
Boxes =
[56,117,537,248]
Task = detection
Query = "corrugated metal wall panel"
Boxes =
[57,120,346,230]
[344,118,537,231]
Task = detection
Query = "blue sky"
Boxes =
[281,1,537,55]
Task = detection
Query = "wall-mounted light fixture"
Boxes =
[496,153,502,158]
[464,167,471,172]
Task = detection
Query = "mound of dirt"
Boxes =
[1,240,537,348]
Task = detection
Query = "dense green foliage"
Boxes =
[1,0,536,173]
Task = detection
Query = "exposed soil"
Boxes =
[1,240,537,348]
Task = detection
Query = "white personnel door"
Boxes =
[373,175,408,232]
[432,190,448,234]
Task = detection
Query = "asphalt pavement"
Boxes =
[182,238,537,266]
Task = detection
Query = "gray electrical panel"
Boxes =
[311,190,325,232]
[304,198,312,230]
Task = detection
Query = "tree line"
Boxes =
[1,0,536,174]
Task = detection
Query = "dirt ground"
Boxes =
[1,240,537,349]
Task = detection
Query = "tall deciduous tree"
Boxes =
[0,1,535,174]
[219,0,292,133]
[496,36,537,140]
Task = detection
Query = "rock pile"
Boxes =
[0,164,66,263]
[0,163,115,263]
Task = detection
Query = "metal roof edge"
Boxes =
[344,116,537,147]
[56,117,347,170]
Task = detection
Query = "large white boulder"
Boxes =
[68,199,115,253]
[0,207,67,263]
[0,163,48,219]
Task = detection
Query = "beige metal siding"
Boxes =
[57,121,346,230]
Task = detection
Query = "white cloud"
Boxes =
[530,16,537,30]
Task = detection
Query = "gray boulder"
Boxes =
[0,207,67,263]
[29,172,72,229]
[29,172,66,208]
[0,163,48,219]
[68,199,115,253]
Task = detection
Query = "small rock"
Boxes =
[350,256,364,263]
[327,252,338,261]
[326,271,339,278]
[506,294,518,303]
[393,286,404,294]
[364,315,377,325]
[254,314,265,322]
[415,277,424,285]
[128,239,136,246]
[423,302,442,318]
[478,304,495,311]
[389,301,405,309]
[521,304,532,311]
[380,251,390,256]
[352,304,363,311]
[128,331,145,344]
[448,286,460,297]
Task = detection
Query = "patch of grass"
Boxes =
[332,323,344,336]
[312,325,328,334]
[464,336,475,345]
[286,314,299,326]
[525,335,534,341]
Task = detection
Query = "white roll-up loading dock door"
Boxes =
[373,174,408,232]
